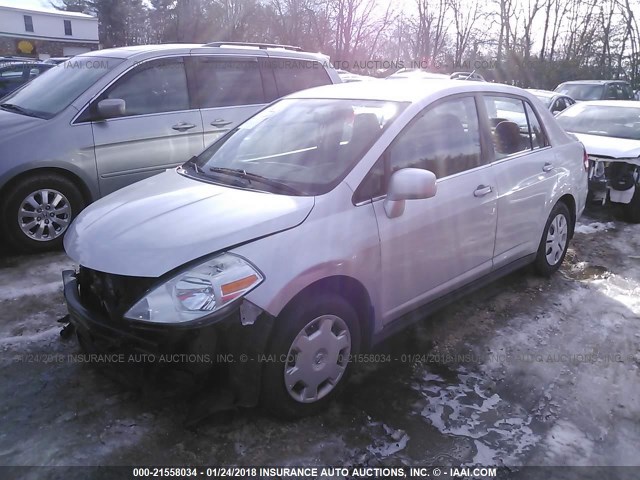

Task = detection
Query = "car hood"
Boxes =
[64,170,315,277]
[0,108,47,141]
[572,132,640,160]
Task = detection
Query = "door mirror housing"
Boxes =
[97,98,125,119]
[384,168,437,218]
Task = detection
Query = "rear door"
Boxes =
[190,56,268,149]
[89,56,204,195]
[367,95,498,323]
[482,94,559,267]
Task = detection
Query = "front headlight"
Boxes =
[124,253,263,324]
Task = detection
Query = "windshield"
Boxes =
[556,84,603,101]
[556,104,640,140]
[191,98,406,195]
[0,56,124,119]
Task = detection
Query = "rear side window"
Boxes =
[387,96,482,179]
[193,58,265,108]
[484,96,547,158]
[271,59,331,97]
[105,58,189,116]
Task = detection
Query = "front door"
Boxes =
[90,57,204,195]
[372,95,498,323]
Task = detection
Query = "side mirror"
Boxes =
[97,98,125,119]
[384,168,437,218]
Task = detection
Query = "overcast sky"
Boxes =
[1,0,53,9]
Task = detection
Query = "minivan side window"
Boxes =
[105,58,189,116]
[387,96,482,179]
[271,59,331,97]
[193,58,265,108]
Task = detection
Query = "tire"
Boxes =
[1,174,85,252]
[534,202,571,276]
[623,186,640,223]
[261,293,360,419]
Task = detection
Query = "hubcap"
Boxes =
[545,213,568,266]
[284,314,351,403]
[18,189,72,241]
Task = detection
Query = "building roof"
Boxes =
[0,2,97,20]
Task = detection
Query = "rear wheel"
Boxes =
[534,202,571,276]
[1,174,85,252]
[261,294,360,418]
[623,186,640,223]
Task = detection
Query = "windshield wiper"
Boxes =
[0,103,39,118]
[183,155,204,174]
[208,167,301,195]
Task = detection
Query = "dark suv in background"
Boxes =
[555,80,634,101]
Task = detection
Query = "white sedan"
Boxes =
[556,100,640,222]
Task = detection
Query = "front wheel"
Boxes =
[1,174,85,252]
[534,202,571,276]
[261,294,360,418]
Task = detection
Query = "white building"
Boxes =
[0,2,98,59]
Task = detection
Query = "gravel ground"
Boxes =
[0,207,638,479]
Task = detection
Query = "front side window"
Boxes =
[64,20,72,36]
[387,96,482,179]
[1,56,125,119]
[104,58,189,116]
[24,15,34,32]
[191,98,406,195]
[271,59,331,97]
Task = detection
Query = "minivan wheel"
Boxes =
[261,294,360,418]
[623,186,640,223]
[534,202,571,276]
[1,174,85,252]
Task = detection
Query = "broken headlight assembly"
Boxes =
[124,253,263,324]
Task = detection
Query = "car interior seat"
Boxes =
[494,120,523,155]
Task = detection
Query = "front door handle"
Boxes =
[474,185,493,197]
[172,122,196,132]
[210,119,232,128]
[542,162,554,172]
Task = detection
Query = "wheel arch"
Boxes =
[557,193,576,238]
[0,167,95,207]
[275,275,375,351]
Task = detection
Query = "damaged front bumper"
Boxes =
[62,269,274,407]
[588,157,639,204]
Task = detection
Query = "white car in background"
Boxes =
[62,80,587,418]
[556,101,640,222]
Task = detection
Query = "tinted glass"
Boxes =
[106,58,189,116]
[271,59,331,97]
[556,84,604,101]
[388,96,482,178]
[0,56,124,118]
[193,98,405,195]
[194,58,265,108]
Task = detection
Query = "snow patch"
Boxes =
[574,222,616,234]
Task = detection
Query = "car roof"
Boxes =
[74,43,330,63]
[289,79,533,103]
[527,89,558,97]
[568,100,640,108]
[559,80,630,85]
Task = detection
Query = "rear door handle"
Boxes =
[172,122,196,132]
[542,162,554,172]
[474,185,493,197]
[210,119,232,128]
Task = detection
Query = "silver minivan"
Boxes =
[62,80,588,418]
[0,42,339,251]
